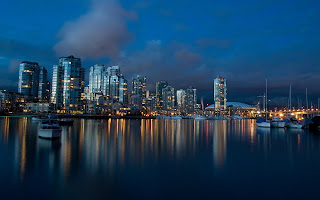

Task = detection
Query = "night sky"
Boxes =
[0,0,319,106]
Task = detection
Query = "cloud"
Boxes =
[8,59,22,73]
[112,40,212,91]
[54,0,137,59]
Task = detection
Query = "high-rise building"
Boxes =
[186,86,197,114]
[51,55,85,111]
[89,64,106,94]
[162,85,175,111]
[176,89,186,112]
[156,80,168,109]
[214,76,227,111]
[132,75,146,106]
[18,61,40,100]
[38,67,50,102]
[104,66,127,104]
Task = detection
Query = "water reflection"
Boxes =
[1,117,320,196]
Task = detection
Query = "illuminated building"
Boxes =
[51,55,85,112]
[176,89,186,112]
[18,61,40,100]
[186,86,197,114]
[214,76,227,112]
[89,64,106,94]
[156,80,168,109]
[38,67,50,102]
[162,85,175,111]
[104,66,127,104]
[132,75,147,106]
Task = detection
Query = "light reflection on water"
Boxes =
[1,117,320,199]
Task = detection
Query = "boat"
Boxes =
[286,118,303,129]
[194,115,207,120]
[156,115,166,119]
[271,118,286,128]
[256,118,270,128]
[231,115,244,120]
[58,118,74,126]
[38,116,62,139]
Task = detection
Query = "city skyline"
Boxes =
[0,0,319,106]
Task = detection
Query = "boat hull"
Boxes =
[257,122,271,128]
[38,129,62,139]
[287,123,303,129]
[271,121,286,128]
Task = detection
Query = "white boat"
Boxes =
[257,121,271,128]
[194,116,207,120]
[156,115,166,119]
[231,115,244,120]
[38,118,62,139]
[286,122,303,129]
[271,118,286,128]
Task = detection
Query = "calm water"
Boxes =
[1,117,320,199]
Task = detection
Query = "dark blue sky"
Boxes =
[0,0,319,106]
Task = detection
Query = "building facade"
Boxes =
[51,55,85,112]
[162,85,175,111]
[18,61,40,100]
[38,67,50,102]
[156,80,168,110]
[186,86,197,114]
[132,75,146,106]
[176,89,186,112]
[213,76,227,112]
[104,66,127,104]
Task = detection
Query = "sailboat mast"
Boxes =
[266,79,268,120]
[289,84,292,110]
[306,88,308,110]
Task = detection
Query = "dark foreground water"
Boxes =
[1,117,320,200]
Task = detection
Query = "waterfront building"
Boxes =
[38,67,50,102]
[145,95,157,113]
[0,90,25,112]
[24,103,54,113]
[51,55,85,112]
[89,64,106,94]
[176,89,186,112]
[156,80,168,110]
[186,86,197,114]
[18,61,40,100]
[214,76,227,112]
[162,85,175,111]
[132,75,147,106]
[104,66,128,104]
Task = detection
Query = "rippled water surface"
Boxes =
[1,117,320,200]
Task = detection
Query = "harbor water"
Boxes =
[1,117,320,199]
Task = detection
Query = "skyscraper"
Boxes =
[156,80,168,110]
[104,66,127,104]
[162,85,175,111]
[132,75,146,106]
[89,64,106,94]
[176,89,186,112]
[18,61,40,100]
[214,76,227,111]
[51,55,85,111]
[38,66,50,102]
[186,86,197,114]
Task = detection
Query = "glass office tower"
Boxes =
[51,55,85,111]
[214,76,227,111]
[156,80,168,110]
[18,61,40,101]
[132,75,147,106]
